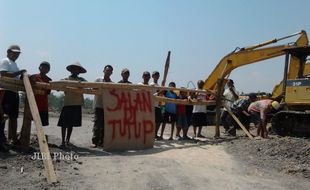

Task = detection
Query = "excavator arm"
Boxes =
[204,30,308,92]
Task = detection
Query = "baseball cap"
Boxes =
[8,44,21,53]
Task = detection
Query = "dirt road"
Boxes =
[0,115,309,190]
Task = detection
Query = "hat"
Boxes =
[40,61,50,68]
[121,68,130,74]
[8,44,21,53]
[66,61,87,73]
[271,101,280,110]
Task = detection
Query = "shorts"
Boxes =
[39,111,49,126]
[192,112,207,127]
[177,115,188,129]
[155,107,163,124]
[163,111,176,123]
[236,111,250,126]
[2,90,19,118]
[249,111,261,126]
[57,105,82,127]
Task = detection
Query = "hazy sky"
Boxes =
[1,0,310,95]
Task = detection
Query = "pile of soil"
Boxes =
[223,135,310,179]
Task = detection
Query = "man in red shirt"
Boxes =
[19,61,52,150]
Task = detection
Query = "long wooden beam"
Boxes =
[0,77,217,106]
[22,73,57,184]
[223,105,253,139]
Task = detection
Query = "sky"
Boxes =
[1,0,310,96]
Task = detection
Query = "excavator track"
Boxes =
[271,111,310,137]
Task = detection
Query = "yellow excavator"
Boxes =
[203,30,310,137]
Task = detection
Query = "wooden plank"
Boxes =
[161,51,171,87]
[22,73,57,184]
[0,77,217,107]
[223,105,254,139]
[0,77,216,95]
[155,96,216,105]
[49,81,215,94]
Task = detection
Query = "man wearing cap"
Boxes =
[228,93,257,136]
[248,99,280,138]
[91,65,113,147]
[118,68,131,84]
[19,61,52,150]
[0,45,26,151]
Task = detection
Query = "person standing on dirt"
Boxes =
[160,82,177,140]
[191,80,208,138]
[175,88,191,140]
[57,62,87,147]
[118,68,131,84]
[91,65,113,147]
[228,93,257,136]
[18,61,52,150]
[0,45,26,151]
[221,79,239,134]
[248,99,280,138]
[150,71,163,140]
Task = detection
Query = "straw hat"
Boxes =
[66,61,87,73]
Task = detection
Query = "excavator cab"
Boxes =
[271,45,310,136]
[283,46,310,107]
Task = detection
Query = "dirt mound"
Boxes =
[224,136,310,178]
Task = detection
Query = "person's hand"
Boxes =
[18,69,27,76]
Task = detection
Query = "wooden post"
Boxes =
[22,73,57,184]
[161,51,171,87]
[223,105,254,139]
[214,79,221,138]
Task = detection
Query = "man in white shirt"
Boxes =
[91,65,113,147]
[220,79,239,134]
[150,71,163,140]
[0,45,26,151]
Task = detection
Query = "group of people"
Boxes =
[0,44,209,152]
[0,44,281,152]
[221,79,281,138]
[146,75,210,141]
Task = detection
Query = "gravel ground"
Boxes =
[0,115,309,190]
[223,135,310,179]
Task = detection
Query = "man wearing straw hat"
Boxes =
[0,45,26,151]
[57,61,87,147]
